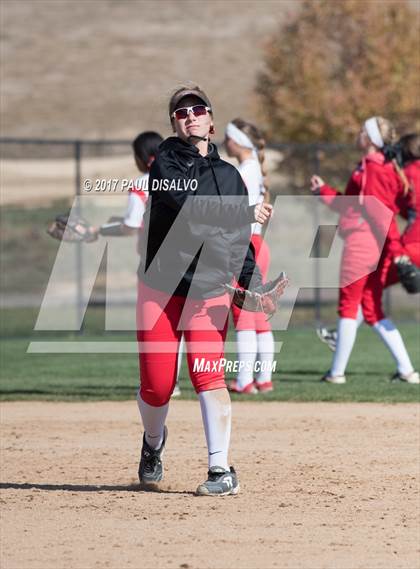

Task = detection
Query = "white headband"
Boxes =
[364,117,384,148]
[225,122,255,150]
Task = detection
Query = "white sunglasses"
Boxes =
[172,105,212,120]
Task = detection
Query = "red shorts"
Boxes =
[339,250,388,324]
[339,228,382,288]
[341,241,420,324]
[338,275,369,319]
[231,234,272,332]
[338,229,384,321]
[339,271,390,325]
[136,281,230,406]
[359,241,420,324]
[338,225,419,323]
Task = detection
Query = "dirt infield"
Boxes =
[1,401,419,569]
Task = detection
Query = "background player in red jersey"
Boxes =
[317,133,420,351]
[389,134,420,274]
[311,118,419,384]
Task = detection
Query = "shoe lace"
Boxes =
[207,469,226,482]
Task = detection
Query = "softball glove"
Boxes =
[47,213,98,243]
[225,272,289,317]
[395,256,420,294]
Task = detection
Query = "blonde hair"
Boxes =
[376,117,397,145]
[231,118,268,192]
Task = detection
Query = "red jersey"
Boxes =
[361,152,405,257]
[319,163,368,236]
[401,160,420,247]
[319,153,393,239]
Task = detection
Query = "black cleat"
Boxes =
[196,466,240,496]
[138,426,168,488]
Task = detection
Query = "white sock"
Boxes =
[356,305,364,328]
[330,318,358,376]
[255,331,275,383]
[198,389,231,470]
[236,330,257,388]
[136,390,169,450]
[330,306,363,340]
[373,318,414,375]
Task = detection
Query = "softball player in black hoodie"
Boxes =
[136,85,273,495]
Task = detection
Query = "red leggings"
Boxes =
[339,241,420,325]
[231,234,272,332]
[136,281,230,406]
[337,223,388,324]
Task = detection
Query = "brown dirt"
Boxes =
[1,401,419,569]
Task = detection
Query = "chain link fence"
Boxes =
[1,137,415,336]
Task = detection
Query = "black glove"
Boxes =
[395,256,420,294]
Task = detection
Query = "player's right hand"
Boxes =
[254,202,273,224]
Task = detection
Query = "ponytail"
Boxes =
[231,118,269,193]
[256,145,268,193]
[392,158,410,195]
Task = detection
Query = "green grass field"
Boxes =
[1,323,419,403]
[1,203,419,403]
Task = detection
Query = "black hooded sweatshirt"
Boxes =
[138,136,262,298]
